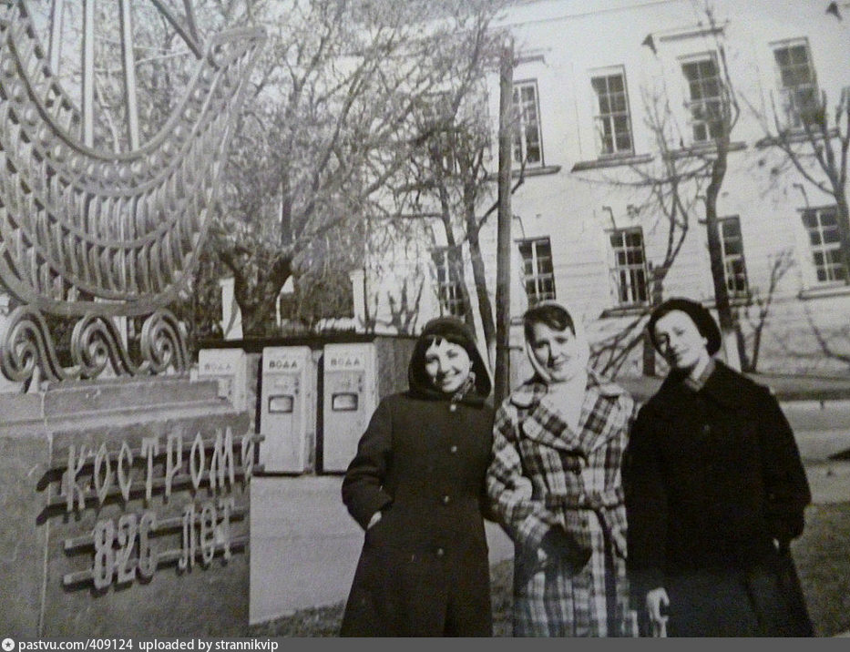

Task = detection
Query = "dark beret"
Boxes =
[647,297,722,356]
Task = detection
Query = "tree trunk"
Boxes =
[433,147,475,332]
[494,39,514,406]
[229,254,293,337]
[833,191,850,281]
[705,138,742,370]
[466,220,496,369]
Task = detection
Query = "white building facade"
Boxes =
[363,0,850,379]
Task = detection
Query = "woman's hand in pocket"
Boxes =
[540,527,592,570]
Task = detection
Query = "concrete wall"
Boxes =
[0,377,253,637]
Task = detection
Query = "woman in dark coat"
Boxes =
[340,317,494,637]
[623,297,813,637]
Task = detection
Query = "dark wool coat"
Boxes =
[486,371,639,637]
[340,392,495,636]
[623,361,813,637]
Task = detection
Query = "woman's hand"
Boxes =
[366,510,382,530]
[646,587,670,626]
[539,527,592,570]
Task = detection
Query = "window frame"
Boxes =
[590,66,634,158]
[608,227,650,308]
[512,79,544,168]
[680,52,725,144]
[716,216,750,299]
[801,206,848,284]
[772,38,819,130]
[517,236,556,306]
[431,247,467,318]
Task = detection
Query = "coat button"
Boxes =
[449,445,458,454]
[702,424,711,435]
[449,404,457,412]
[436,548,445,558]
[441,495,451,505]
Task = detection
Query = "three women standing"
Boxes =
[340,317,495,636]
[623,298,813,637]
[486,302,637,636]
[340,297,814,637]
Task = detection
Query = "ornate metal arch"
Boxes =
[0,1,265,383]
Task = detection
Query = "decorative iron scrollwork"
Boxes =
[140,310,189,374]
[0,304,69,382]
[0,2,266,384]
[0,305,189,384]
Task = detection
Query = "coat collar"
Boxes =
[656,360,755,409]
[510,369,626,409]
[510,370,629,455]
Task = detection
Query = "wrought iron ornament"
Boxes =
[0,2,265,382]
[0,304,187,382]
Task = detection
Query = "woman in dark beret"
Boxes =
[340,317,494,636]
[623,297,813,637]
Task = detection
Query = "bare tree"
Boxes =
[210,0,509,335]
[579,3,746,375]
[736,248,794,372]
[576,85,709,377]
[753,85,850,282]
[370,2,510,360]
[773,306,850,372]
[700,18,743,370]
[804,311,850,369]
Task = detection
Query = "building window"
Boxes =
[432,247,467,317]
[518,237,556,305]
[717,216,749,298]
[681,55,724,143]
[773,39,819,129]
[802,207,848,283]
[609,228,649,306]
[512,80,543,167]
[591,68,633,156]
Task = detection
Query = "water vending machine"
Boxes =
[321,342,378,472]
[259,346,316,474]
[197,348,248,411]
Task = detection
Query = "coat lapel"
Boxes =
[521,396,576,451]
[576,375,628,454]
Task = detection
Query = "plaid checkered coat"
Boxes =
[486,371,639,636]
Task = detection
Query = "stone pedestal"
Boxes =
[0,376,254,637]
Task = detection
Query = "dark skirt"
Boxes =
[664,550,813,637]
[340,541,493,637]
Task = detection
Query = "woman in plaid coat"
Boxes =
[486,302,638,637]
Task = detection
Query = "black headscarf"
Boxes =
[408,317,492,404]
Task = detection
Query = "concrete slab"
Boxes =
[782,400,850,434]
[249,476,359,624]
[804,461,850,505]
[784,400,850,461]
